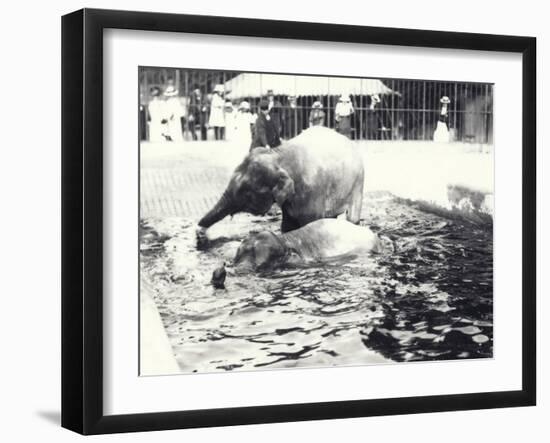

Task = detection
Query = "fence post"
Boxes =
[422,81,426,140]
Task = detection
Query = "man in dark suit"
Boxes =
[284,95,301,138]
[187,86,208,140]
[251,100,281,150]
[267,89,284,137]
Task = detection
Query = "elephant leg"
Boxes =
[348,200,362,224]
[347,176,364,224]
[281,208,301,233]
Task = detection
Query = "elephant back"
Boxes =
[282,219,378,260]
[281,126,364,204]
[288,126,361,169]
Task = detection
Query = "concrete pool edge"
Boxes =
[140,280,181,376]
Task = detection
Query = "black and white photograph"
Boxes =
[139,67,494,376]
[0,0,544,439]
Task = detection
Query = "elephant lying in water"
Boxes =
[198,127,364,235]
[233,218,382,271]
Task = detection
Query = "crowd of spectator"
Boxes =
[141,81,371,148]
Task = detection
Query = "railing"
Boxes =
[139,68,493,144]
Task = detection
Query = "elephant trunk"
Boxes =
[198,191,232,228]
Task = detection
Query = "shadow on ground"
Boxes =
[36,410,60,426]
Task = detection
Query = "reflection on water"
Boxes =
[140,192,493,374]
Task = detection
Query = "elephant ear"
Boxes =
[272,168,295,207]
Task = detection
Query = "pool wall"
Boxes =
[362,141,494,225]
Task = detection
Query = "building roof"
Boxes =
[224,73,395,99]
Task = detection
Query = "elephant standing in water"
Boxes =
[198,127,365,235]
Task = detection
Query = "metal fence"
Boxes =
[139,67,493,143]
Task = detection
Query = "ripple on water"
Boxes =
[140,192,493,374]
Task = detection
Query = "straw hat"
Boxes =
[213,84,224,93]
[339,94,351,102]
[163,85,179,97]
[238,101,250,110]
[440,96,451,104]
[371,94,381,103]
[312,101,322,109]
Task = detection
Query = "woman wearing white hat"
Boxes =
[334,94,354,138]
[309,101,325,127]
[209,84,226,140]
[163,85,184,142]
[234,101,255,145]
[223,100,237,141]
[433,95,451,143]
[147,86,168,143]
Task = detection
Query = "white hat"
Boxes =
[339,94,351,102]
[440,96,451,104]
[371,94,381,103]
[163,85,179,97]
[213,84,224,93]
[312,101,322,109]
[238,101,250,110]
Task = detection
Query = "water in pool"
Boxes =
[140,192,493,374]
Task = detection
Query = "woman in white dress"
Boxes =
[223,100,238,141]
[163,85,184,142]
[147,87,167,143]
[209,84,226,140]
[234,101,256,146]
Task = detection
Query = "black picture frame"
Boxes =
[61,8,536,435]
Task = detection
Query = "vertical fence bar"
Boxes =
[389,81,393,141]
[404,80,411,140]
[259,73,263,103]
[462,82,466,142]
[327,76,330,133]
[453,82,458,141]
[294,76,298,137]
[392,79,396,140]
[359,80,363,140]
[485,84,492,144]
[183,70,189,140]
[422,81,426,140]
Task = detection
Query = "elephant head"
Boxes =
[234,231,299,270]
[198,148,295,228]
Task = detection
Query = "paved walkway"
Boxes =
[140,141,248,219]
[140,139,494,221]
